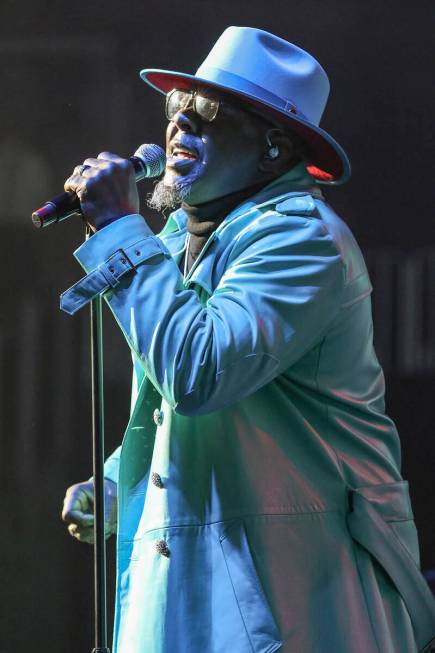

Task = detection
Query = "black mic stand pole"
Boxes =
[87,224,111,653]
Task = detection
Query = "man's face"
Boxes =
[162,87,269,206]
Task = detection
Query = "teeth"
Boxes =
[172,147,196,159]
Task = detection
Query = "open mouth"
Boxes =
[172,147,197,160]
[166,143,199,171]
[169,140,199,160]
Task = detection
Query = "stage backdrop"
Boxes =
[0,1,434,650]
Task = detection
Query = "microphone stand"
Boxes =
[87,224,111,653]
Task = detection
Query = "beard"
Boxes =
[147,176,193,213]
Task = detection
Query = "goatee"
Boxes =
[147,178,193,213]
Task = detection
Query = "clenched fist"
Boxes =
[61,478,118,544]
[64,152,140,231]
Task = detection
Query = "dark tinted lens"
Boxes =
[166,89,192,119]
[194,94,219,121]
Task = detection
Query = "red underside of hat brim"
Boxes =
[144,70,350,185]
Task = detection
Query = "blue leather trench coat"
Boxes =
[62,164,435,652]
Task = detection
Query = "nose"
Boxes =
[171,109,200,135]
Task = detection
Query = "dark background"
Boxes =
[0,0,434,650]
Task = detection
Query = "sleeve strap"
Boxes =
[60,235,166,315]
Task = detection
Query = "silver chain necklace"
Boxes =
[183,234,191,279]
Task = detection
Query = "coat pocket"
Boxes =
[219,519,282,653]
[347,481,435,653]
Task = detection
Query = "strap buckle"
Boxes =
[107,247,136,271]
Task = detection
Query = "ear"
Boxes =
[258,129,300,175]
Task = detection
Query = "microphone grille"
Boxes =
[134,143,166,177]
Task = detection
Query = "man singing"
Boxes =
[61,26,435,653]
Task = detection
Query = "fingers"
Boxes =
[62,479,118,544]
[97,151,130,165]
[77,152,131,175]
[64,153,132,194]
[64,163,94,195]
[62,481,95,544]
[64,510,94,527]
[62,150,139,229]
[61,481,94,523]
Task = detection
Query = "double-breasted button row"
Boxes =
[155,539,170,557]
[151,406,167,556]
[153,408,164,426]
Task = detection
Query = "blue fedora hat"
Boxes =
[140,26,351,185]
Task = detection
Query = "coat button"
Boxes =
[155,539,170,557]
[153,408,164,426]
[151,472,164,488]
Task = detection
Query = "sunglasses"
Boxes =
[165,88,222,122]
[165,87,285,139]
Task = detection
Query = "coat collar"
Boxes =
[160,163,315,236]
[158,163,321,296]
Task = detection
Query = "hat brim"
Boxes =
[140,68,351,185]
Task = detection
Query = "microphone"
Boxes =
[31,143,166,228]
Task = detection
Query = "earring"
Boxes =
[266,129,280,160]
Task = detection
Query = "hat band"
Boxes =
[195,65,309,123]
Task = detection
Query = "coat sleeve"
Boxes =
[72,211,345,416]
[103,446,121,484]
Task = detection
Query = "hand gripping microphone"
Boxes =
[31,143,166,228]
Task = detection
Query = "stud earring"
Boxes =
[266,129,280,160]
